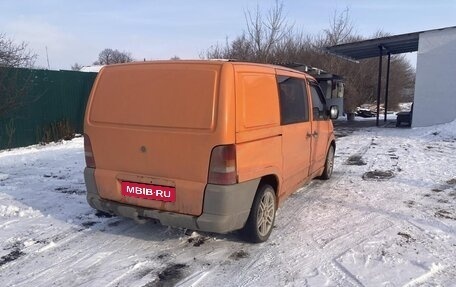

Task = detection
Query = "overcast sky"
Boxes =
[1,0,455,70]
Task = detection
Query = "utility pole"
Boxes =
[45,46,51,69]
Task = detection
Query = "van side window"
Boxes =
[277,76,309,125]
[309,82,327,120]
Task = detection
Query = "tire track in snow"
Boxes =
[173,136,379,286]
[7,220,142,286]
[193,136,398,286]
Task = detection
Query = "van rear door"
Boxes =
[85,62,228,216]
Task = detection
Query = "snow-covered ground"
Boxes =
[1,122,455,287]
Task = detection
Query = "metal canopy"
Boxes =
[325,26,456,127]
[326,26,456,60]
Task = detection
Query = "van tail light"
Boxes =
[208,145,237,185]
[84,134,96,168]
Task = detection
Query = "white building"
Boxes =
[413,27,456,127]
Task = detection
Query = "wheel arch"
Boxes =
[330,139,336,151]
[259,174,280,207]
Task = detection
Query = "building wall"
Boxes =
[413,28,456,127]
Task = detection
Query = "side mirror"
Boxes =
[329,105,339,119]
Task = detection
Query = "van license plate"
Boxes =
[121,181,176,202]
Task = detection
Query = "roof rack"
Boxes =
[276,62,344,80]
[275,62,327,74]
[208,59,238,62]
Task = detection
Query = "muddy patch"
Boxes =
[335,132,351,138]
[437,199,449,204]
[435,210,455,220]
[229,250,250,261]
[387,149,399,159]
[0,173,9,181]
[398,232,415,244]
[54,187,85,195]
[362,170,394,181]
[147,263,188,287]
[95,210,114,218]
[187,235,208,247]
[156,253,170,260]
[334,128,354,138]
[44,174,68,180]
[431,179,456,194]
[446,178,456,185]
[0,248,25,266]
[345,154,367,166]
[81,221,98,228]
[43,174,58,178]
[404,200,415,208]
[107,220,121,227]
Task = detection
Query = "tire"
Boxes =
[319,145,335,180]
[241,184,276,243]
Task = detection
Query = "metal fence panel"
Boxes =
[0,67,97,149]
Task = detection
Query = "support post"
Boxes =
[384,52,391,122]
[376,46,383,127]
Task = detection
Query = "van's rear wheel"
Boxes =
[241,184,276,243]
[319,145,335,180]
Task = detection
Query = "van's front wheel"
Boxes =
[241,184,276,243]
[319,145,335,180]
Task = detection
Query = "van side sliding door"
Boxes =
[276,72,312,198]
[308,81,331,176]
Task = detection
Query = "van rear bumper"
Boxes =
[84,168,259,233]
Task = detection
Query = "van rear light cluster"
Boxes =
[208,145,237,185]
[84,134,96,168]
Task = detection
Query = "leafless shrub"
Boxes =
[203,3,415,113]
[37,119,75,144]
[0,33,36,68]
[0,34,37,118]
[93,48,133,65]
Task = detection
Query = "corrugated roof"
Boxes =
[326,26,456,60]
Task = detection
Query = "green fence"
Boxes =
[0,67,97,150]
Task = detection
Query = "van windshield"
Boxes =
[89,64,220,130]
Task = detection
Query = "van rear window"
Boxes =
[89,64,219,130]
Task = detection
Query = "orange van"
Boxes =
[84,60,338,242]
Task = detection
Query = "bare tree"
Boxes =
[0,33,36,68]
[204,5,415,113]
[0,34,37,119]
[204,34,254,61]
[205,0,293,63]
[71,62,83,71]
[322,8,355,46]
[93,48,133,65]
[244,1,293,62]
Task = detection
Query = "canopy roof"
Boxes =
[326,26,456,60]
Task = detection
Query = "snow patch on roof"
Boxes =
[79,65,104,72]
